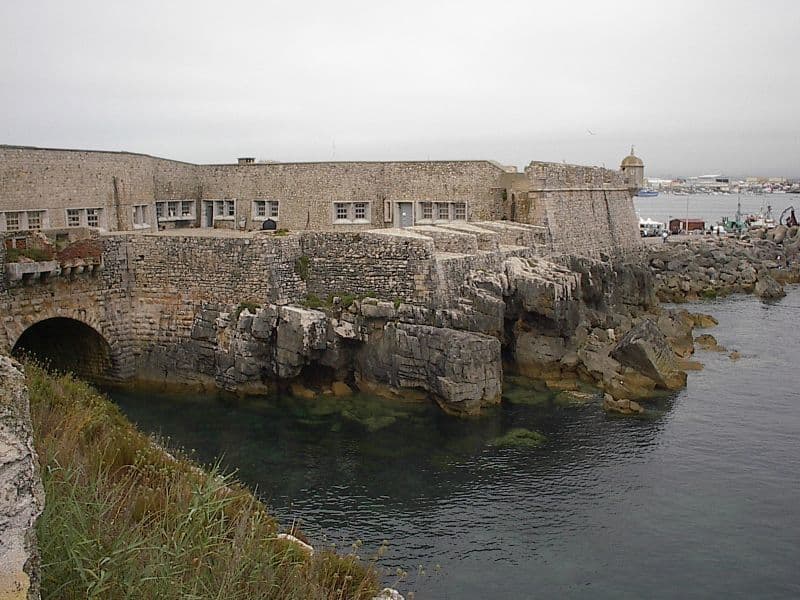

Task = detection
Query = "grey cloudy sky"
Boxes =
[2,0,798,176]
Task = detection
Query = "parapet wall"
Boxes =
[300,230,436,303]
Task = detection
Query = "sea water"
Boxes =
[111,288,800,598]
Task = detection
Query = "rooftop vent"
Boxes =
[238,157,255,165]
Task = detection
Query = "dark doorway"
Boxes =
[12,318,113,382]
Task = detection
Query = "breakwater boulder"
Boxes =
[648,236,800,303]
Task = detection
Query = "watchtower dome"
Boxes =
[620,146,644,193]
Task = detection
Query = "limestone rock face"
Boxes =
[275,306,329,378]
[0,356,44,600]
[356,322,502,415]
[611,319,687,390]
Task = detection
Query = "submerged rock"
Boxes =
[491,428,547,448]
[602,393,644,415]
[694,334,726,352]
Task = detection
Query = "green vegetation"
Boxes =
[294,255,310,281]
[26,364,379,599]
[300,292,379,311]
[233,301,261,321]
[273,229,290,237]
[302,293,325,309]
[701,288,718,299]
[6,246,54,262]
[491,428,547,449]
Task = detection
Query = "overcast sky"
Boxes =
[2,0,798,177]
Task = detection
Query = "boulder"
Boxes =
[356,323,502,415]
[695,333,725,352]
[611,319,687,390]
[754,274,785,301]
[602,393,644,415]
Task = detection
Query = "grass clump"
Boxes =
[26,363,380,600]
[6,246,55,262]
[233,301,261,321]
[294,255,310,281]
[491,428,547,449]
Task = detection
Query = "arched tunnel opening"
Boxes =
[12,317,114,382]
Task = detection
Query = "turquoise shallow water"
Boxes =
[111,288,800,599]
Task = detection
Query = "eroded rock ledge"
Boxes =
[0,356,44,600]
[141,252,704,416]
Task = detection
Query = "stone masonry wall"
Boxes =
[300,230,436,303]
[196,160,506,231]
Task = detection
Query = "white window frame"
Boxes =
[132,204,150,229]
[26,210,45,230]
[415,201,468,224]
[212,199,236,220]
[252,199,279,221]
[155,200,196,222]
[4,211,21,232]
[331,201,371,225]
[64,207,105,230]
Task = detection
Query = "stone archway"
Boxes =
[12,317,114,382]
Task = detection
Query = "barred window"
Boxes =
[421,202,433,220]
[86,208,101,228]
[436,202,450,220]
[67,209,81,227]
[253,200,279,219]
[27,211,43,230]
[335,203,349,221]
[168,201,179,217]
[156,202,165,218]
[181,201,194,217]
[453,203,467,220]
[5,212,20,231]
[353,202,367,220]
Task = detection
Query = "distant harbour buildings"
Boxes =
[642,174,799,195]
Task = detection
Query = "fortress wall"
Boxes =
[539,189,642,256]
[153,158,202,202]
[300,231,437,303]
[196,161,505,231]
[526,162,625,187]
[0,146,160,231]
[125,232,305,351]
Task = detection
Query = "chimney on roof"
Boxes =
[238,157,255,165]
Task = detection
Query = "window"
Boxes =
[67,209,81,227]
[332,201,371,224]
[253,200,279,220]
[5,212,20,231]
[86,208,101,228]
[417,201,467,223]
[213,199,235,218]
[133,205,148,228]
[335,203,349,221]
[155,200,194,221]
[27,211,43,230]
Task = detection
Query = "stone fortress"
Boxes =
[1,144,659,418]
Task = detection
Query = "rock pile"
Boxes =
[648,233,800,302]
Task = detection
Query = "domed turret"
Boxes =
[620,146,644,193]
